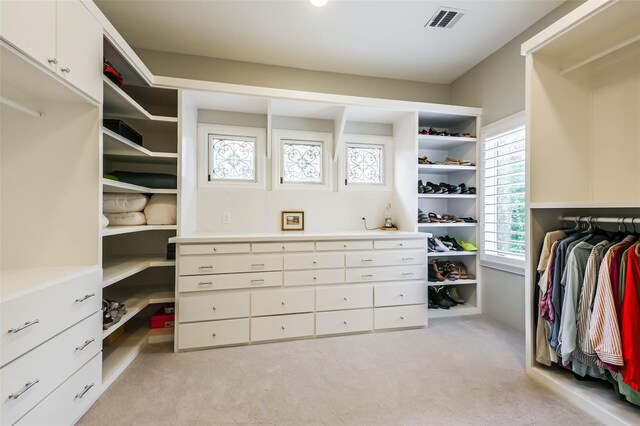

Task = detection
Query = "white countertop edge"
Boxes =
[170,231,428,244]
[1,265,101,302]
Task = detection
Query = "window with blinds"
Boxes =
[481,113,525,273]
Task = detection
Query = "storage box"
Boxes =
[103,119,143,146]
[151,306,175,329]
[163,303,175,314]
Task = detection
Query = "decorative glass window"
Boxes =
[208,135,256,182]
[346,144,383,184]
[281,140,323,184]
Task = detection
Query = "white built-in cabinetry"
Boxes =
[416,112,482,317]
[171,233,428,350]
[523,0,640,423]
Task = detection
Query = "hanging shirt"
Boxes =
[537,230,567,273]
[536,239,563,366]
[539,240,560,322]
[609,237,637,323]
[620,243,640,391]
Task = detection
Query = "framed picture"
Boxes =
[281,211,304,231]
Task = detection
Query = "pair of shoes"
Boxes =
[459,183,476,194]
[428,286,457,309]
[432,259,476,281]
[445,285,466,303]
[425,181,460,194]
[445,157,475,166]
[418,209,431,223]
[458,240,479,251]
[418,180,436,194]
[438,235,465,251]
[460,217,477,223]
[428,237,449,253]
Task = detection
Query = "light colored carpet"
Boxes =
[80,316,599,425]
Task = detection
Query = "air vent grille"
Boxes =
[426,7,465,29]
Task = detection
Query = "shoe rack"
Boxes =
[416,111,482,318]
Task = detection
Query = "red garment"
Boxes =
[620,244,640,391]
[611,239,636,323]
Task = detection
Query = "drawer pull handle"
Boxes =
[282,246,286,250]
[343,321,348,325]
[400,294,404,297]
[75,293,95,303]
[75,338,95,351]
[198,281,213,286]
[362,274,374,278]
[212,332,217,337]
[402,257,414,261]
[343,297,348,301]
[281,301,286,306]
[212,306,217,311]
[8,319,39,333]
[60,66,71,73]
[251,263,265,267]
[400,316,405,320]
[399,243,404,247]
[47,58,58,65]
[198,265,214,270]
[361,259,373,262]
[251,279,265,283]
[213,248,218,252]
[313,260,317,264]
[75,383,95,400]
[281,326,285,330]
[9,380,40,399]
[313,276,317,280]
[402,272,414,276]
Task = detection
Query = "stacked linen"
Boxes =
[103,193,149,226]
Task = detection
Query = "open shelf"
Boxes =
[417,222,477,228]
[102,255,175,288]
[102,285,174,339]
[429,305,480,318]
[103,77,178,122]
[418,164,476,174]
[418,194,476,199]
[428,279,477,287]
[418,135,476,150]
[103,128,177,164]
[102,225,177,237]
[102,178,177,194]
[102,318,148,388]
[149,328,174,344]
[428,251,478,257]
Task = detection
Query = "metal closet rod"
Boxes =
[560,216,640,224]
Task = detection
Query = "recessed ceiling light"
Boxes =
[310,0,328,7]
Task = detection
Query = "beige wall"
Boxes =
[449,1,584,333]
[135,48,450,104]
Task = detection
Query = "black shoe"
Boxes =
[429,287,454,309]
[440,235,465,252]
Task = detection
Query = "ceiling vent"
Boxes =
[425,7,465,29]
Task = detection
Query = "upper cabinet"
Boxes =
[0,0,102,101]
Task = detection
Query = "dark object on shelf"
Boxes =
[103,324,125,347]
[103,58,124,86]
[110,171,177,189]
[104,119,143,146]
[167,243,176,260]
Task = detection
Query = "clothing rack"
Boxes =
[560,215,640,225]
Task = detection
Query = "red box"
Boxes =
[151,307,175,329]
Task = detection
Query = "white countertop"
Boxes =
[1,266,100,302]
[170,230,429,244]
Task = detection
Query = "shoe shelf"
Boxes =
[102,178,177,195]
[101,317,149,388]
[102,284,174,339]
[101,225,178,237]
[418,135,476,150]
[417,222,477,228]
[418,194,476,199]
[102,255,175,288]
[428,251,478,257]
[428,279,477,287]
[418,164,476,174]
[103,76,178,122]
[429,305,480,318]
[103,128,178,164]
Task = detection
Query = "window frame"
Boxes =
[272,129,332,191]
[480,111,526,276]
[198,124,266,189]
[339,134,393,191]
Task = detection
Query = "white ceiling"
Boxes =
[95,0,563,85]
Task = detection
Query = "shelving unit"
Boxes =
[417,111,481,319]
[99,35,179,392]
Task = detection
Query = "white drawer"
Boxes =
[374,239,426,250]
[284,269,344,286]
[180,243,250,255]
[284,253,344,270]
[251,313,315,342]
[0,269,100,367]
[346,265,425,283]
[315,285,373,311]
[345,250,425,268]
[178,271,282,292]
[16,354,101,426]
[374,305,427,330]
[251,288,315,316]
[316,309,373,336]
[0,311,101,426]
[252,242,315,253]
[316,240,373,251]
[179,254,282,276]
[375,282,427,307]
[178,291,250,323]
[178,318,250,350]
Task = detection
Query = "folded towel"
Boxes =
[144,194,177,225]
[105,212,147,226]
[103,193,149,214]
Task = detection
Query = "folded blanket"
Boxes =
[144,194,177,225]
[110,171,177,189]
[103,193,149,214]
[104,212,147,226]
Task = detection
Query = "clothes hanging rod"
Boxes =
[0,96,43,118]
[560,215,640,225]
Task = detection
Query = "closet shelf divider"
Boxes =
[418,164,477,174]
[101,225,178,237]
[102,128,178,163]
[102,178,177,194]
[102,76,177,122]
[102,255,175,288]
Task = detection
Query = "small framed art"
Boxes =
[281,211,304,231]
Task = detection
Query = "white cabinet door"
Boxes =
[56,0,103,101]
[0,0,56,71]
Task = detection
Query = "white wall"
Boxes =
[449,1,584,333]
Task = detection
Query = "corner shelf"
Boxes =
[102,255,175,288]
[102,76,178,122]
[429,305,480,318]
[417,222,477,228]
[418,164,476,174]
[428,251,478,257]
[428,279,477,287]
[101,225,177,237]
[102,179,177,194]
[102,318,149,389]
[103,128,178,164]
[418,135,476,150]
[418,194,476,199]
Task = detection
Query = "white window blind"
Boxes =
[481,112,525,273]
